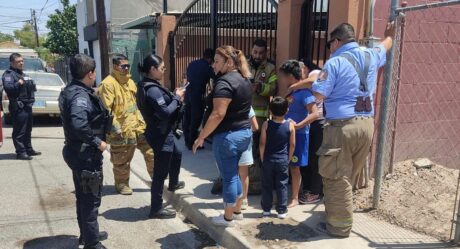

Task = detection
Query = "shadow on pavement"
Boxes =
[22,235,79,249]
[155,227,217,249]
[252,220,318,243]
[192,182,222,200]
[0,153,17,160]
[101,206,150,222]
[101,185,151,196]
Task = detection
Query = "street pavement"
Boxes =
[0,117,217,249]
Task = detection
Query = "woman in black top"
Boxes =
[193,45,253,227]
[137,54,185,219]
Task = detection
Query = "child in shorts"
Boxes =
[238,106,258,211]
[259,97,295,218]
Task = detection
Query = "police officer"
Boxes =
[182,48,214,150]
[59,54,110,249]
[2,53,41,160]
[137,54,185,219]
[302,23,394,237]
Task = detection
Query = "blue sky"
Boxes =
[0,0,77,36]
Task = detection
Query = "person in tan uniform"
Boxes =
[247,39,278,195]
[98,54,154,195]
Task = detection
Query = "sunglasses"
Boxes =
[120,64,130,69]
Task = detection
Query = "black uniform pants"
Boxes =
[11,107,33,155]
[182,96,204,149]
[301,120,324,195]
[149,139,182,213]
[63,145,103,248]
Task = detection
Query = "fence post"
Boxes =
[372,0,399,209]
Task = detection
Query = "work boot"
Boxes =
[116,183,133,195]
[83,242,107,249]
[168,181,185,192]
[79,231,108,245]
[148,208,176,219]
[17,153,33,160]
[27,150,42,156]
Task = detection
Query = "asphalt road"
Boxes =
[0,116,218,249]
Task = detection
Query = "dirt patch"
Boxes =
[240,218,317,249]
[42,186,75,210]
[354,159,459,241]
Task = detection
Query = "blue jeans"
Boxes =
[261,160,289,214]
[213,128,251,207]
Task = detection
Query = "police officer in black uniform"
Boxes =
[137,54,185,219]
[59,54,110,249]
[2,53,41,160]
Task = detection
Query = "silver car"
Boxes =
[2,72,65,124]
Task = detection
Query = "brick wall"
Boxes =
[374,1,460,169]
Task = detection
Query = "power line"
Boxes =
[0,5,33,10]
[0,20,30,25]
[37,0,50,25]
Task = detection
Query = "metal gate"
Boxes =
[298,0,330,67]
[169,0,278,89]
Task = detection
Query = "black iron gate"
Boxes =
[169,0,278,89]
[299,0,330,67]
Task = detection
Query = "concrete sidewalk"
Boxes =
[129,139,458,249]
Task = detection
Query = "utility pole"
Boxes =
[95,0,110,79]
[31,9,39,47]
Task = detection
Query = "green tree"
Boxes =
[0,32,14,43]
[44,0,77,56]
[13,24,45,49]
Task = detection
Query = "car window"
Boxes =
[30,74,64,86]
[24,59,45,71]
[0,57,45,71]
[0,58,8,70]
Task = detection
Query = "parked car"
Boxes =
[0,56,46,76]
[2,72,65,124]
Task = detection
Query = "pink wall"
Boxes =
[374,0,460,169]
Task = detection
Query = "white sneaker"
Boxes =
[233,213,244,220]
[277,212,288,219]
[262,211,271,217]
[241,198,248,210]
[212,215,235,227]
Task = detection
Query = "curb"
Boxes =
[130,164,255,249]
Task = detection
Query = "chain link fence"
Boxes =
[377,0,460,176]
[372,0,460,241]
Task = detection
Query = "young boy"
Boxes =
[259,97,296,219]
[279,60,318,208]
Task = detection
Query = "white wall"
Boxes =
[76,0,88,54]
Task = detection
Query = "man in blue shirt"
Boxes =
[183,48,214,150]
[295,22,394,237]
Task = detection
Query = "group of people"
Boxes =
[1,20,394,249]
[187,22,394,240]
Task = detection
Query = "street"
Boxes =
[0,117,217,249]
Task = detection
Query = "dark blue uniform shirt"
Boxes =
[139,78,181,152]
[59,79,104,148]
[185,59,213,98]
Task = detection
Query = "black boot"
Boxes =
[79,231,108,245]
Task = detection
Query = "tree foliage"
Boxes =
[13,24,45,49]
[0,32,14,43]
[44,0,78,56]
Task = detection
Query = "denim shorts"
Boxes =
[238,136,253,166]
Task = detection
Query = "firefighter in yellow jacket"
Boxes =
[249,39,277,127]
[98,54,154,195]
[248,39,277,194]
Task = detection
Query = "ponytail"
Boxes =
[215,45,252,79]
[138,54,163,74]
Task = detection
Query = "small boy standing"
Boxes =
[259,97,296,218]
